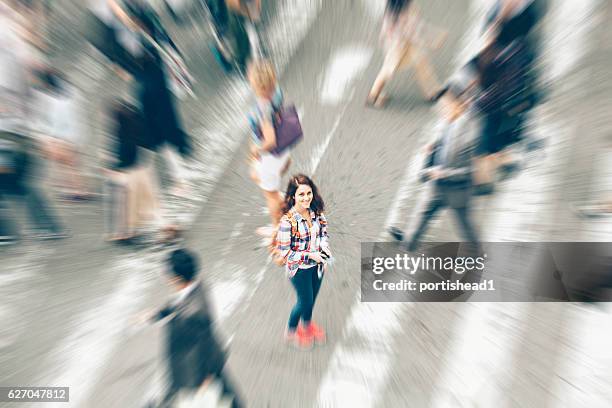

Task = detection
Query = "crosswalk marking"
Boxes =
[320,46,373,106]
[35,256,157,408]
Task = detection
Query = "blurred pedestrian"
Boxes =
[104,100,162,242]
[366,0,446,107]
[247,60,295,238]
[276,174,331,350]
[146,248,243,408]
[471,0,546,193]
[31,68,92,201]
[0,1,67,240]
[98,0,193,199]
[389,81,480,251]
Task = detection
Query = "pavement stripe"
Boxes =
[308,44,373,174]
[320,45,373,106]
[309,101,351,175]
[34,255,158,408]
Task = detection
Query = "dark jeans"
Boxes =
[288,266,323,330]
[407,195,479,253]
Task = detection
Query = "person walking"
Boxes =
[276,174,331,349]
[389,81,480,252]
[105,0,193,197]
[31,68,91,201]
[471,0,546,193]
[0,1,67,241]
[247,59,294,238]
[366,0,446,107]
[144,248,243,408]
[104,100,162,242]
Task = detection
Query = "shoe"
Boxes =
[294,325,313,350]
[306,322,326,345]
[388,227,404,242]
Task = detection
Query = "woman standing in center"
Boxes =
[277,174,331,350]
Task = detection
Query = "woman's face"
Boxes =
[294,184,313,211]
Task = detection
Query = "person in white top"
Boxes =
[366,0,446,108]
[31,68,91,200]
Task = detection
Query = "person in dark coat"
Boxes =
[89,0,192,193]
[150,248,243,408]
[471,0,546,193]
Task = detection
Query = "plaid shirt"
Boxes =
[277,208,330,277]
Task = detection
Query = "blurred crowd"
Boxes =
[1,0,611,406]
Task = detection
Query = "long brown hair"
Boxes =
[281,174,325,216]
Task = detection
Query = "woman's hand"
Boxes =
[321,248,332,259]
[309,252,325,264]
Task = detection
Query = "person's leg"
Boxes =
[15,170,64,235]
[412,50,441,100]
[406,196,444,252]
[122,169,139,237]
[105,172,134,240]
[161,144,188,193]
[475,112,503,189]
[299,267,318,325]
[64,146,86,196]
[288,269,314,331]
[367,45,403,106]
[257,153,287,231]
[138,154,163,229]
[306,265,326,342]
[0,193,18,241]
[216,370,243,408]
[367,65,393,106]
[311,265,324,308]
[262,189,283,227]
[453,205,480,248]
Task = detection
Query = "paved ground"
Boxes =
[1,0,612,407]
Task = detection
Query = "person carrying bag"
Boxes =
[247,60,303,239]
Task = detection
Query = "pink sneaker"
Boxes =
[305,322,326,345]
[294,325,313,350]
